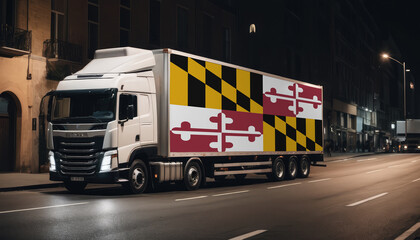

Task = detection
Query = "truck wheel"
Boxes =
[64,181,87,194]
[270,157,285,181]
[184,161,202,191]
[125,160,149,194]
[297,156,311,178]
[286,156,298,180]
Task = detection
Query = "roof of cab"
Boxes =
[76,47,156,75]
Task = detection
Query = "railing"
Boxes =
[43,39,82,63]
[0,24,31,52]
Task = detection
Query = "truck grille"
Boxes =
[54,136,104,176]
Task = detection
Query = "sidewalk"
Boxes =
[0,152,378,192]
[0,173,61,192]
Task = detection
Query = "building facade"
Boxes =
[0,0,405,172]
[0,0,237,172]
[236,0,404,153]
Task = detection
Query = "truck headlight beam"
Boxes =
[100,150,118,172]
[49,151,56,172]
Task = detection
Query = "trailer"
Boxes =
[46,47,324,193]
[396,119,420,152]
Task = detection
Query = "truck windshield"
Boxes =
[50,89,117,123]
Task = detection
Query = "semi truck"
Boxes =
[396,119,420,152]
[46,47,324,193]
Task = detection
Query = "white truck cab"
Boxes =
[48,48,158,193]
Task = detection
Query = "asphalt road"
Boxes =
[0,153,419,240]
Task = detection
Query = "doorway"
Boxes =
[0,92,17,172]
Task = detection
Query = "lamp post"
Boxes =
[381,53,408,140]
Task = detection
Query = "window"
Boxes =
[203,14,212,56]
[120,0,131,46]
[51,0,67,41]
[149,0,160,45]
[0,0,16,27]
[177,6,189,50]
[223,27,231,62]
[50,89,117,123]
[88,0,99,59]
[119,94,137,120]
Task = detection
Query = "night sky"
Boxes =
[367,0,420,71]
[366,0,420,117]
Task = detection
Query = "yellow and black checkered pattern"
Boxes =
[170,54,263,113]
[263,115,323,152]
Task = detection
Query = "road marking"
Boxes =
[366,169,384,174]
[332,158,351,163]
[267,182,301,189]
[388,164,406,168]
[357,158,377,162]
[395,222,420,240]
[412,178,420,183]
[308,178,331,183]
[0,202,89,214]
[346,192,388,207]
[213,190,250,197]
[175,196,208,202]
[229,230,267,240]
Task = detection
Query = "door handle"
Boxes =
[135,135,140,141]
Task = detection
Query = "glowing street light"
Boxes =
[381,53,407,139]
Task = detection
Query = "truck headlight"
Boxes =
[100,150,118,172]
[417,145,420,149]
[49,151,56,172]
[404,145,408,150]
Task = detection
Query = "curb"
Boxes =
[0,183,63,192]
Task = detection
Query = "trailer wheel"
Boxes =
[184,161,202,191]
[298,156,311,178]
[286,156,298,180]
[269,157,285,181]
[64,181,87,194]
[125,159,149,194]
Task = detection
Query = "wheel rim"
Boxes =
[275,161,284,178]
[132,168,145,189]
[188,166,199,187]
[289,160,297,176]
[301,159,309,175]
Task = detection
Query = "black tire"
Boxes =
[125,160,149,194]
[184,161,202,191]
[64,181,87,194]
[285,156,298,180]
[269,157,285,181]
[297,156,311,178]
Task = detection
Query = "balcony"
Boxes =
[0,24,31,57]
[43,39,82,63]
[42,39,83,80]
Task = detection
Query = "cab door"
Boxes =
[117,93,140,164]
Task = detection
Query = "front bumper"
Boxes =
[50,169,127,184]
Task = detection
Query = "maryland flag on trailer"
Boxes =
[169,53,323,154]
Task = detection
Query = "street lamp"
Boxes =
[381,53,407,140]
